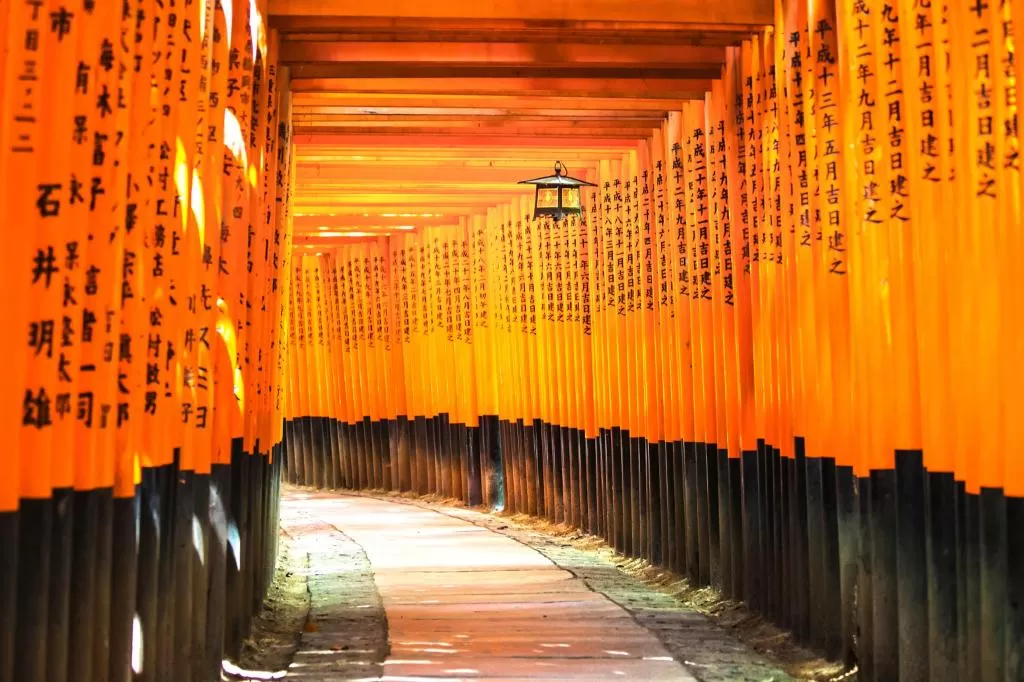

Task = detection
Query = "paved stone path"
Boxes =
[281,489,789,681]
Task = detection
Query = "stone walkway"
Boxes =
[279,489,790,681]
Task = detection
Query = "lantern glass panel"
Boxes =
[537,188,559,209]
[561,187,581,210]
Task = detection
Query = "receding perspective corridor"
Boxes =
[2,0,1022,681]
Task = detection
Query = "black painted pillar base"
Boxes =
[172,468,196,682]
[92,487,113,682]
[15,497,53,682]
[205,463,231,681]
[650,441,665,567]
[871,468,899,682]
[69,488,100,682]
[793,440,809,642]
[896,451,928,681]
[671,441,685,575]
[741,449,760,611]
[109,493,137,682]
[190,474,210,682]
[961,485,982,681]
[683,441,699,582]
[0,508,18,682]
[584,436,598,536]
[48,487,75,682]
[479,415,502,510]
[224,441,248,661]
[1006,494,1024,681]
[728,455,743,600]
[857,474,874,679]
[979,486,1006,680]
[926,471,958,678]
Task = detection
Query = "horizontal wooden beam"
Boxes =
[293,148,634,162]
[295,164,596,184]
[267,0,773,28]
[288,77,711,99]
[290,123,657,138]
[291,115,662,127]
[270,17,760,44]
[292,132,644,148]
[294,228,418,238]
[294,204,502,215]
[293,214,456,229]
[289,93,688,112]
[293,191,532,203]
[288,63,719,80]
[280,41,726,68]
[291,106,668,120]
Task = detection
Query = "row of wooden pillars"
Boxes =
[282,416,1024,681]
[0,445,281,682]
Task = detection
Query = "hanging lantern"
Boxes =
[518,161,596,222]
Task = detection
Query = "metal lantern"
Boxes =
[518,161,597,222]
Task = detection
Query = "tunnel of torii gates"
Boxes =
[1,0,1024,680]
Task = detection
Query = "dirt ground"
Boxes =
[224,527,310,680]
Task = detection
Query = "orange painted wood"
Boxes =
[267,0,773,26]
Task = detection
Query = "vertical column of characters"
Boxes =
[215,0,252,452]
[581,185,597,441]
[667,114,695,449]
[262,65,288,452]
[172,0,208,469]
[745,37,767,454]
[471,215,490,423]
[622,152,637,442]
[878,0,924,463]
[812,3,851,492]
[378,237,396,428]
[1,0,54,511]
[783,0,816,459]
[683,102,711,455]
[511,204,524,428]
[407,233,421,424]
[329,251,348,448]
[139,0,178,466]
[240,16,263,453]
[558,212,572,437]
[389,236,407,425]
[622,149,638,440]
[371,238,386,428]
[707,84,731,461]
[257,33,281,452]
[538,214,551,435]
[270,73,294,449]
[458,223,474,428]
[565,210,580,449]
[721,54,744,466]
[396,236,412,424]
[525,201,541,428]
[640,140,661,451]
[339,246,357,442]
[441,229,454,426]
[595,167,612,439]
[182,0,219,473]
[758,31,780,455]
[730,43,756,460]
[68,0,124,494]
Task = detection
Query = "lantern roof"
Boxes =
[518,161,597,188]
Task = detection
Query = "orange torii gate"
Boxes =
[1,0,1022,681]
